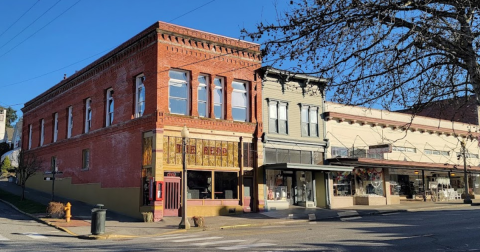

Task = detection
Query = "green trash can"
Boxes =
[91,204,107,235]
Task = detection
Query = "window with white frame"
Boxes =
[198,75,208,117]
[213,77,223,119]
[393,146,416,153]
[425,149,449,156]
[85,98,92,133]
[106,88,114,126]
[331,146,349,157]
[268,100,288,134]
[53,113,58,142]
[135,75,145,118]
[456,152,479,159]
[232,81,248,122]
[67,106,73,138]
[82,149,90,170]
[169,70,189,115]
[40,119,44,146]
[301,105,318,137]
[28,124,32,150]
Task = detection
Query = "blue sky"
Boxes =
[0,0,289,118]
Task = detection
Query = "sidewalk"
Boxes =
[1,178,479,239]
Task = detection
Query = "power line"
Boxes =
[0,0,61,50]
[0,0,41,39]
[0,0,82,58]
[0,46,114,88]
[169,0,216,22]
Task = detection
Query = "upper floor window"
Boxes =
[53,113,58,142]
[169,70,189,115]
[213,77,224,119]
[456,152,479,159]
[82,149,90,170]
[106,88,114,126]
[28,124,32,150]
[67,106,73,138]
[425,149,449,156]
[232,81,248,122]
[331,146,349,157]
[85,98,92,133]
[301,105,318,137]
[135,75,145,118]
[269,100,288,134]
[393,146,416,153]
[40,119,45,146]
[198,75,208,117]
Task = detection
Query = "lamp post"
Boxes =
[461,140,472,204]
[179,125,191,229]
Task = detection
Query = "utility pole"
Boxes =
[461,140,472,204]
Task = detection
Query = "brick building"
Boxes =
[21,22,263,220]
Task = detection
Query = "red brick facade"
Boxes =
[21,22,262,218]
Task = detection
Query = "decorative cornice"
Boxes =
[325,112,478,138]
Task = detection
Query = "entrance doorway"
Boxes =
[164,176,180,216]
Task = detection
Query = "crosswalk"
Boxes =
[0,232,49,241]
[150,233,276,250]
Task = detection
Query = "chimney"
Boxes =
[63,74,67,80]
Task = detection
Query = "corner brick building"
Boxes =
[21,22,263,220]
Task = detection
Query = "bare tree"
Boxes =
[16,151,43,200]
[243,0,480,114]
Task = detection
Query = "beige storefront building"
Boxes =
[324,102,480,208]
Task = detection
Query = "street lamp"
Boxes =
[461,140,472,204]
[179,125,191,229]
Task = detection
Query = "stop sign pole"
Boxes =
[44,170,63,202]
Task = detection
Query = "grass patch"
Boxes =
[0,189,46,214]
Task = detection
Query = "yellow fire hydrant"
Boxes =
[64,202,71,222]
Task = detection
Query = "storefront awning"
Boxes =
[326,157,480,172]
[263,163,354,172]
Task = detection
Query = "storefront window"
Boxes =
[187,171,212,199]
[214,172,238,199]
[332,172,353,196]
[354,168,384,196]
[266,170,291,202]
[296,171,313,202]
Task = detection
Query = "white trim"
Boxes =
[198,75,208,117]
[232,80,249,122]
[213,77,224,119]
[53,113,58,142]
[135,74,145,118]
[40,119,44,146]
[106,88,114,126]
[85,98,92,133]
[28,124,32,150]
[67,106,73,138]
[168,70,190,115]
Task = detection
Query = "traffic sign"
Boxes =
[44,177,55,181]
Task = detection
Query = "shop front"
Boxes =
[154,134,255,217]
[328,157,480,206]
[330,168,386,208]
[264,163,353,210]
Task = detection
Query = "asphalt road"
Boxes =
[2,202,480,251]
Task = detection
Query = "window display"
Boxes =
[332,171,353,196]
[354,168,384,196]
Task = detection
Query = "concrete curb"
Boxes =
[0,198,78,236]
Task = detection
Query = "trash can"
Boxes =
[91,204,107,235]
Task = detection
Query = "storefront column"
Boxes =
[153,128,165,221]
[422,170,426,201]
[256,140,265,212]
[384,169,392,205]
